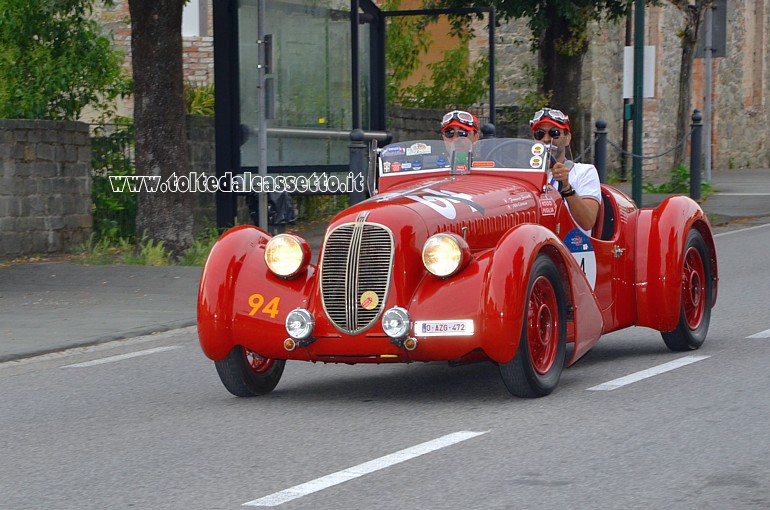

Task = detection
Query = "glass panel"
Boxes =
[238,0,370,168]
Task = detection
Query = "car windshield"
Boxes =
[379,138,548,176]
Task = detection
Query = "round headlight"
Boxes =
[285,308,314,340]
[382,307,411,339]
[265,234,310,278]
[422,233,470,277]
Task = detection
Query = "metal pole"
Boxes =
[351,0,360,130]
[488,9,495,126]
[632,0,644,207]
[257,0,268,231]
[690,109,703,201]
[704,5,713,182]
[594,119,608,183]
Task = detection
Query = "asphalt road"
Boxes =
[1,224,769,510]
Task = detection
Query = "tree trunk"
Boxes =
[538,13,589,144]
[129,0,194,255]
[672,1,706,169]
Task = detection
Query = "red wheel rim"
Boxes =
[682,246,706,330]
[243,348,274,374]
[527,275,559,375]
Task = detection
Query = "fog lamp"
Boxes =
[382,307,411,339]
[265,234,310,278]
[285,308,314,340]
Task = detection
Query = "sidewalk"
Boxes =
[1,167,768,362]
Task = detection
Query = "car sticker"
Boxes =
[392,162,402,172]
[532,143,545,156]
[401,162,412,170]
[530,156,543,168]
[565,228,597,290]
[360,291,379,310]
[405,188,485,220]
[382,161,392,173]
[406,143,431,156]
[540,197,557,216]
[382,146,406,157]
[412,159,422,170]
[437,156,448,168]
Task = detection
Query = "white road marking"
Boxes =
[242,430,489,507]
[747,328,770,339]
[61,346,181,368]
[716,193,770,196]
[715,223,770,237]
[587,355,710,391]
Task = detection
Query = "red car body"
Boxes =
[198,138,718,397]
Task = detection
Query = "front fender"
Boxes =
[197,225,316,360]
[635,195,716,331]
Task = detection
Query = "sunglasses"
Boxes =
[534,127,564,140]
[442,128,472,138]
[441,110,477,129]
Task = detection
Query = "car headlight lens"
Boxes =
[382,307,411,339]
[285,308,314,340]
[265,234,309,278]
[422,233,470,277]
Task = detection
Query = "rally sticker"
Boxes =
[382,162,392,173]
[530,155,543,168]
[532,143,545,156]
[392,162,402,172]
[565,228,597,290]
[382,146,405,157]
[406,143,431,156]
[360,291,379,310]
[540,197,557,216]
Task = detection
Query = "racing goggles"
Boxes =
[529,108,570,129]
[442,127,471,138]
[441,110,478,129]
[533,127,563,140]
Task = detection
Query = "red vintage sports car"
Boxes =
[198,138,718,398]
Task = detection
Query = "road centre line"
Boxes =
[716,192,770,196]
[242,431,489,507]
[587,355,710,391]
[61,346,181,368]
[747,328,770,338]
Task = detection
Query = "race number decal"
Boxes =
[564,228,597,290]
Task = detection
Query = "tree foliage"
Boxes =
[384,0,489,110]
[0,0,130,120]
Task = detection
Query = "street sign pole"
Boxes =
[632,0,644,207]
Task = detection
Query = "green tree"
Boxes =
[0,0,129,120]
[432,0,634,134]
[384,0,489,110]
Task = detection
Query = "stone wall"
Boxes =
[0,120,92,260]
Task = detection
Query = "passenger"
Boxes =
[440,110,480,153]
[530,107,601,231]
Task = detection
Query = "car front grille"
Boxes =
[320,213,393,335]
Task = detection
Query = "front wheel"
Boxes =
[499,254,567,398]
[214,346,285,397]
[661,228,713,351]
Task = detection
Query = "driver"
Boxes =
[440,110,480,153]
[530,107,601,232]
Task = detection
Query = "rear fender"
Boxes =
[635,196,717,330]
[197,225,316,360]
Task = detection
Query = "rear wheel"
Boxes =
[499,254,567,398]
[214,346,285,397]
[661,229,712,351]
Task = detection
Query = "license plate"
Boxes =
[414,320,474,336]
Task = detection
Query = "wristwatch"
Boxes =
[560,186,577,198]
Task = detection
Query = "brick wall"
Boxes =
[0,120,92,260]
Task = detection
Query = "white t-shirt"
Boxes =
[549,161,602,234]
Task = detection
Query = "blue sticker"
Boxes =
[412,159,422,170]
[437,156,448,168]
[382,146,406,157]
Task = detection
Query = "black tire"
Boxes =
[661,229,712,351]
[499,254,567,398]
[214,346,285,397]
